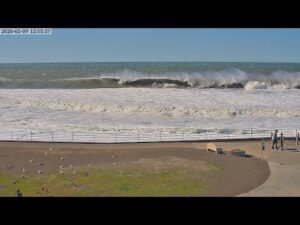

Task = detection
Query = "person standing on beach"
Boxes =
[272,130,278,150]
[280,133,284,151]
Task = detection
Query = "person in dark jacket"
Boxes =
[272,129,278,150]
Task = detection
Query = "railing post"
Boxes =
[227,129,229,139]
[72,132,74,142]
[93,133,95,143]
[205,129,207,140]
[160,132,162,142]
[137,133,139,142]
[296,128,298,146]
[10,131,13,141]
[251,128,252,139]
[114,133,116,143]
[30,131,32,141]
[51,132,54,142]
[182,132,184,141]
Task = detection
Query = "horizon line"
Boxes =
[1,61,300,64]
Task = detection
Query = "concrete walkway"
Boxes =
[240,145,300,196]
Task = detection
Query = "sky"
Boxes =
[0,28,300,63]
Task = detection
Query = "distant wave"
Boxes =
[1,69,300,89]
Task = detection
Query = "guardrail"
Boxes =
[0,128,299,143]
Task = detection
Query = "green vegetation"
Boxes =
[0,163,223,197]
[208,164,223,175]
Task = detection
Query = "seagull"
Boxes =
[22,168,26,173]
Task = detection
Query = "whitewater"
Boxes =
[0,62,299,140]
[0,88,299,134]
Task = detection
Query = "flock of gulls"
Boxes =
[20,147,119,179]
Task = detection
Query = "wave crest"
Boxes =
[1,68,300,89]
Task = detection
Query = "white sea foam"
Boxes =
[0,88,299,135]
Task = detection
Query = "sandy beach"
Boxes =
[0,140,276,196]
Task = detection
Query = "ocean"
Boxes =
[0,62,299,137]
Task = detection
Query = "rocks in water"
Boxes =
[73,171,77,174]
[59,165,63,169]
[39,163,44,166]
[61,157,65,161]
[22,168,26,172]
[112,155,117,159]
[113,162,117,166]
[69,165,73,169]
[38,170,43,174]
[29,160,33,163]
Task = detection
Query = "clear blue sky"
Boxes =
[1,29,300,63]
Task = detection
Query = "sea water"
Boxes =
[0,62,299,140]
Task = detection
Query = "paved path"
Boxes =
[240,146,300,196]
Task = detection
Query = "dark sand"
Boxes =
[0,140,271,196]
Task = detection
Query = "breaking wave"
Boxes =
[1,69,300,89]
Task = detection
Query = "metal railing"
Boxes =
[0,128,299,144]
